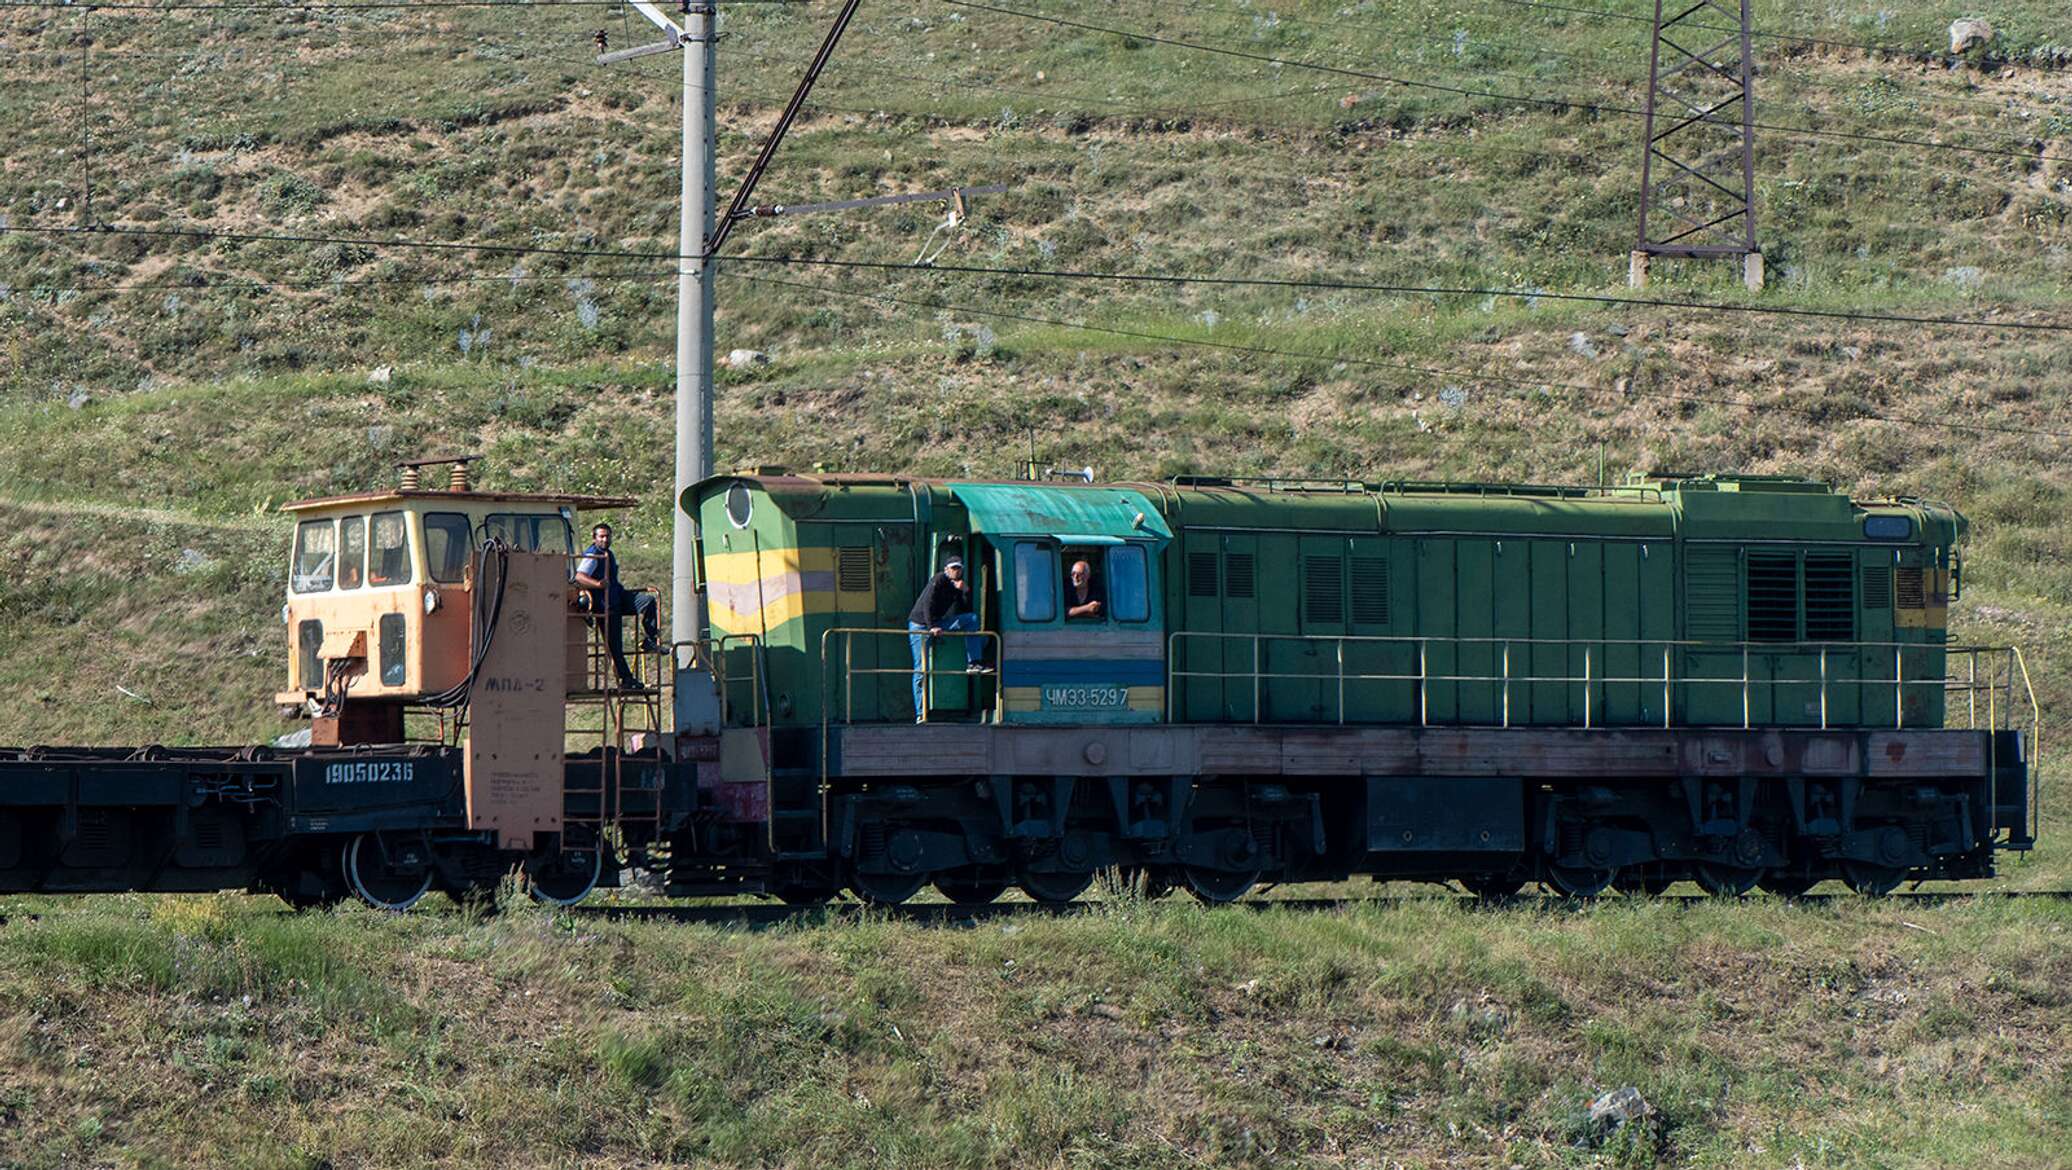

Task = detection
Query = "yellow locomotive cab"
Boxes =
[275,456,636,739]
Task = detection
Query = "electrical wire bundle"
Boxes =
[425,538,512,710]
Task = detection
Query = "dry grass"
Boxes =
[0,892,2068,1169]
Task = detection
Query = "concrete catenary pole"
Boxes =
[673,2,716,655]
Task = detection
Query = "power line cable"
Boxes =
[11,219,2069,334]
[0,0,801,9]
[1462,0,2072,70]
[9,251,2063,441]
[935,0,2072,164]
[1152,0,2045,126]
[735,270,2072,440]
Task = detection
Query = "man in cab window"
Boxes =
[1066,559,1104,619]
[574,522,660,690]
[907,556,990,721]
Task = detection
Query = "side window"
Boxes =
[424,513,472,583]
[1015,542,1057,622]
[1107,545,1149,623]
[483,512,574,553]
[291,520,335,593]
[370,511,413,586]
[542,517,575,555]
[337,516,366,590]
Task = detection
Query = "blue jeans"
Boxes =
[909,614,983,718]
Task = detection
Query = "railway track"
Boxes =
[560,888,2072,929]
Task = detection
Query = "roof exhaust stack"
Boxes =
[397,454,482,493]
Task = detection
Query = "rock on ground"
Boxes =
[1949,18,1995,53]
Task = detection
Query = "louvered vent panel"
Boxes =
[1188,552,1219,598]
[836,547,874,594]
[1862,565,1891,610]
[1350,557,1390,625]
[1225,553,1256,599]
[1304,556,1345,625]
[1746,553,1800,642]
[1804,554,1856,641]
[1895,567,1927,609]
[1685,548,1740,640]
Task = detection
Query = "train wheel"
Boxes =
[850,870,928,906]
[342,835,432,912]
[1841,863,1906,897]
[1693,863,1762,897]
[1758,872,1819,899]
[1020,870,1095,905]
[1612,868,1672,897]
[526,848,604,906]
[1544,865,1615,899]
[933,871,1009,906]
[1458,874,1525,901]
[1181,867,1260,904]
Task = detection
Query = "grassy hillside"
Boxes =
[0,892,2068,1169]
[3,4,2072,1165]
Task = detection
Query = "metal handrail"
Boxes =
[818,625,1007,785]
[1165,632,2037,736]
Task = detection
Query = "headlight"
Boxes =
[423,587,441,615]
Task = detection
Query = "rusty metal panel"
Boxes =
[1196,727,1284,773]
[1864,731,1985,776]
[819,725,1994,782]
[318,627,368,661]
[464,552,568,851]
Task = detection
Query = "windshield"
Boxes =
[291,520,335,594]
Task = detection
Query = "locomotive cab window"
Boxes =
[1014,542,1058,622]
[1106,544,1150,623]
[291,520,335,594]
[483,512,575,555]
[337,515,366,591]
[423,513,473,584]
[369,511,413,587]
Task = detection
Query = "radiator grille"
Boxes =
[836,547,873,594]
[1685,548,1739,640]
[1862,565,1891,610]
[1895,567,1927,609]
[1225,553,1256,599]
[1746,553,1800,642]
[1350,557,1390,625]
[1804,554,1856,641]
[1304,556,1344,625]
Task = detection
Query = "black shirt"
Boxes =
[1066,578,1105,617]
[907,571,970,627]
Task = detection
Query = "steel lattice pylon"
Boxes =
[1632,0,1762,289]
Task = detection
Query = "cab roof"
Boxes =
[280,490,638,515]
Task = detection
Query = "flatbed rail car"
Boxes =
[678,470,2036,903]
[0,745,682,908]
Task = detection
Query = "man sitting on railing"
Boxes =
[907,556,989,721]
[574,522,660,691]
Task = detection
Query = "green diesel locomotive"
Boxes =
[679,470,2032,902]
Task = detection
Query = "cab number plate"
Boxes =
[1041,685,1129,711]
